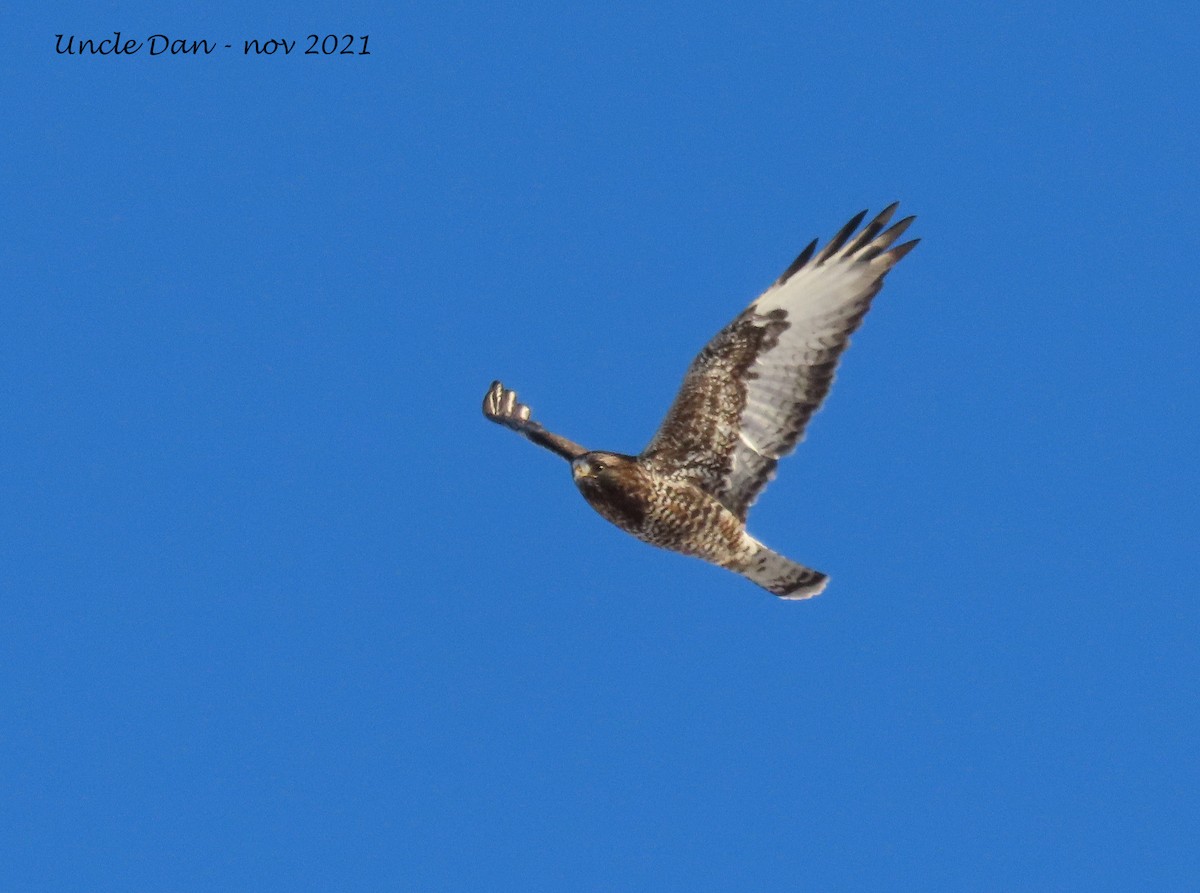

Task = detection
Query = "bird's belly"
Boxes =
[584,477,752,570]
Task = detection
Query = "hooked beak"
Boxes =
[571,458,593,481]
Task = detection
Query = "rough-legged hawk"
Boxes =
[483,205,918,598]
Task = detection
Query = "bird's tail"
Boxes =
[740,542,828,600]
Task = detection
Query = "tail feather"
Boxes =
[741,543,828,599]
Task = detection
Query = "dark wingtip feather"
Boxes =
[776,238,818,284]
[862,215,917,261]
[777,206,917,281]
[815,209,868,264]
[883,214,917,242]
[844,203,900,256]
[882,238,920,265]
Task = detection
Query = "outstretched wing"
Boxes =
[640,205,918,520]
[483,380,588,461]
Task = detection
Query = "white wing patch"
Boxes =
[717,205,917,516]
[640,205,918,521]
[737,430,767,457]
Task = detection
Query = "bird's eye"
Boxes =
[593,460,605,471]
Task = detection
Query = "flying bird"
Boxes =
[483,205,918,598]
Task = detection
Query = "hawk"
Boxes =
[483,205,918,599]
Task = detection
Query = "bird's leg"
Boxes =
[482,380,588,461]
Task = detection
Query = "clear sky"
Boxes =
[3,1,1198,890]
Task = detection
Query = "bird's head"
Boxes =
[571,451,634,484]
[570,451,647,528]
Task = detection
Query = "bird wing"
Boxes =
[482,380,588,461]
[640,205,918,520]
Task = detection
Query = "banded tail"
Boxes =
[741,542,828,599]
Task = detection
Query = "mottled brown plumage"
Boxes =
[483,205,918,598]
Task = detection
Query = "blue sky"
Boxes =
[3,1,1197,889]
